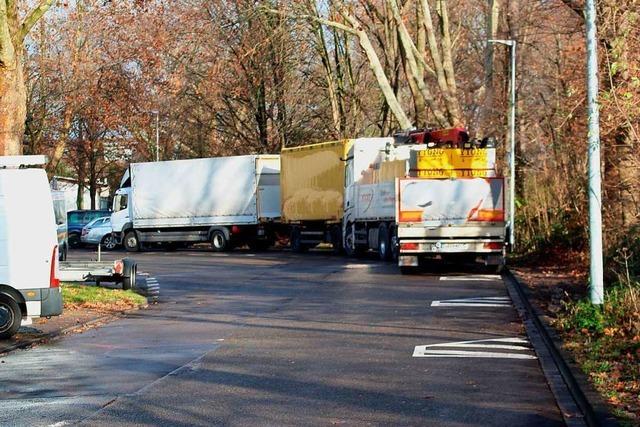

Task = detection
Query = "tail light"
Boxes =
[231,225,241,234]
[50,245,60,288]
[400,242,419,251]
[113,260,124,275]
[484,242,503,250]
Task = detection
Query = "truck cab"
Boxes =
[0,156,63,339]
[111,187,131,247]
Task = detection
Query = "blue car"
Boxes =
[67,210,111,248]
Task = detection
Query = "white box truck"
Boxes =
[111,155,281,252]
[0,156,63,339]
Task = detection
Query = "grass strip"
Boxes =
[62,283,147,311]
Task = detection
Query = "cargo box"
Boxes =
[281,140,353,223]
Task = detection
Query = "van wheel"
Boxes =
[124,231,140,252]
[0,296,22,340]
[378,224,391,261]
[211,230,228,252]
[101,234,118,251]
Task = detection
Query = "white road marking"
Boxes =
[344,264,374,269]
[431,296,511,307]
[439,275,500,282]
[413,337,536,359]
[413,350,537,359]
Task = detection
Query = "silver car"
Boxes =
[81,217,118,250]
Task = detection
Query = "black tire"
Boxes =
[101,234,118,251]
[344,225,365,257]
[124,231,140,252]
[122,258,137,291]
[389,226,399,262]
[290,228,308,253]
[68,233,81,248]
[378,224,391,261]
[0,295,22,340]
[211,230,228,252]
[330,225,343,255]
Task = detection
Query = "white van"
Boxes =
[0,156,63,339]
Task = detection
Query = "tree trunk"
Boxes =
[0,56,26,155]
[338,5,412,130]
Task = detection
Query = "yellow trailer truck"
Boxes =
[280,140,353,252]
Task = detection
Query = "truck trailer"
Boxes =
[280,137,409,254]
[111,155,281,252]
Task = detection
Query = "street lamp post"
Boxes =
[488,39,517,251]
[585,0,604,305]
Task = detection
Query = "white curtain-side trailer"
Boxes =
[111,155,281,252]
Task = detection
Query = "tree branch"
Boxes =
[19,0,54,43]
[261,7,357,35]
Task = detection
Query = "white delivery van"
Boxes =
[0,156,63,339]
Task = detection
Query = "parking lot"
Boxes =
[0,249,564,426]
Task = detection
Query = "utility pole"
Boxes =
[488,39,517,251]
[585,0,604,304]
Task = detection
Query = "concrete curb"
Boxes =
[505,269,618,427]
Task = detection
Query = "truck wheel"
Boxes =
[122,259,137,291]
[124,231,140,252]
[344,225,364,257]
[211,230,228,252]
[290,228,308,253]
[389,226,399,261]
[378,224,391,261]
[330,225,343,255]
[101,234,118,251]
[0,295,22,340]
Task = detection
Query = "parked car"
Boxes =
[81,217,118,250]
[0,155,63,339]
[67,209,111,247]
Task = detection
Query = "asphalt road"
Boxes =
[0,249,564,426]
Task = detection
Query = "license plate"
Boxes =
[430,242,469,252]
[399,255,419,267]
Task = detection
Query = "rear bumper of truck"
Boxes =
[397,238,505,267]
